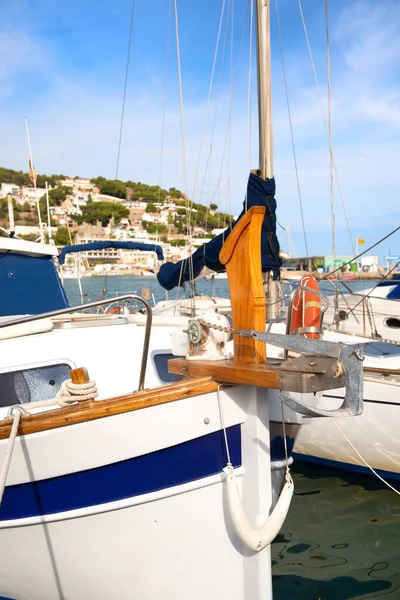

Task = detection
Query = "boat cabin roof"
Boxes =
[0,238,59,258]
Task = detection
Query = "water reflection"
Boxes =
[272,462,400,599]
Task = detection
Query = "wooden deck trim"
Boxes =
[0,377,218,440]
[169,358,280,388]
[363,366,400,377]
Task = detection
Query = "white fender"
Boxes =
[224,467,294,552]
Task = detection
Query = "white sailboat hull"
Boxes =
[294,380,400,478]
[0,384,277,600]
[323,294,400,342]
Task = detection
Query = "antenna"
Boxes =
[25,117,45,243]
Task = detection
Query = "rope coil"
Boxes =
[0,378,98,507]
[56,379,98,406]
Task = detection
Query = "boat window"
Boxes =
[0,364,71,408]
[359,342,400,359]
[385,318,400,329]
[153,352,183,383]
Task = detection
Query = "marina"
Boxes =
[1,0,400,598]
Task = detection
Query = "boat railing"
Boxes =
[0,295,152,391]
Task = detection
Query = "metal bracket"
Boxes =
[236,329,364,418]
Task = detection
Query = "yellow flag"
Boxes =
[357,237,365,245]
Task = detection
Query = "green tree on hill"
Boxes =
[71,201,129,227]
[146,202,157,213]
[99,180,127,199]
[53,227,71,246]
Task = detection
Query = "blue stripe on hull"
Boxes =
[0,426,241,521]
[293,452,400,481]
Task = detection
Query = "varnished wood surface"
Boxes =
[70,367,90,385]
[0,377,218,441]
[219,206,267,364]
[169,357,280,388]
[364,366,400,377]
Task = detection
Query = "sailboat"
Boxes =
[322,276,400,342]
[0,3,364,599]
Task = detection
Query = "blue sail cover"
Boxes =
[0,253,69,316]
[157,172,282,290]
[59,241,164,264]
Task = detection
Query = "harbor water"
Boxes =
[64,275,400,600]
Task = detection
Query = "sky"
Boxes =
[1,0,400,263]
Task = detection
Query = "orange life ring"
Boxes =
[108,306,122,314]
[290,273,321,339]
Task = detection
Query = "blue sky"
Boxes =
[1,0,400,262]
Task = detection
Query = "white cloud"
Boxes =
[0,0,400,263]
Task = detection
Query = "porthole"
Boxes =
[385,318,400,329]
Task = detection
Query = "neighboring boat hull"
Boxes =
[323,294,400,342]
[294,380,400,479]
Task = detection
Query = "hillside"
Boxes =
[0,167,235,234]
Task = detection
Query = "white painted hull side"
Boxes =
[323,294,400,342]
[0,386,278,600]
[294,380,400,478]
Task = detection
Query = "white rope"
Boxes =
[364,375,400,387]
[217,385,293,552]
[280,401,293,485]
[315,395,400,495]
[216,384,232,466]
[0,407,25,505]
[0,379,98,506]
[329,417,400,496]
[55,379,98,406]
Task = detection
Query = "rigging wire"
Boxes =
[225,0,235,230]
[320,224,400,280]
[274,0,308,257]
[173,0,189,198]
[191,0,228,204]
[208,1,251,206]
[199,0,232,215]
[157,0,173,207]
[297,0,355,256]
[325,0,342,318]
[173,0,195,308]
[344,258,400,320]
[115,0,136,180]
[326,0,335,258]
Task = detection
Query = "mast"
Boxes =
[255,0,279,319]
[255,0,273,180]
[6,194,15,236]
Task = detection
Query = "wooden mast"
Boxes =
[217,0,273,364]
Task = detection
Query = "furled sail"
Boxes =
[59,241,164,264]
[157,172,281,291]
